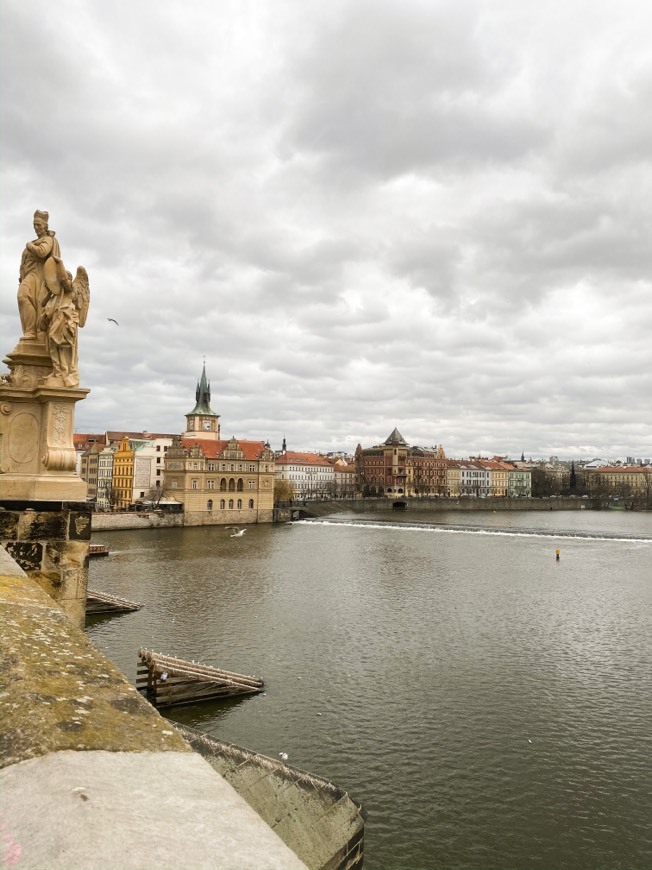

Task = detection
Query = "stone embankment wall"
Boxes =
[179,727,365,870]
[342,496,592,513]
[0,501,91,628]
[290,496,594,518]
[91,510,183,531]
[91,497,593,532]
[0,547,309,870]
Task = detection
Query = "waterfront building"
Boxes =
[355,429,447,497]
[355,428,411,496]
[329,458,357,498]
[476,460,511,497]
[458,460,491,497]
[507,465,532,498]
[96,445,115,510]
[162,365,276,524]
[584,465,652,504]
[112,436,134,510]
[78,431,175,509]
[445,460,462,497]
[275,451,335,499]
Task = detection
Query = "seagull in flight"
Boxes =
[226,527,247,537]
[107,318,119,325]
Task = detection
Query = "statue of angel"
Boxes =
[40,257,90,388]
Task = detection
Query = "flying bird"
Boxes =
[226,527,247,537]
[107,318,119,325]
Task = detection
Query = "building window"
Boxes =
[207,480,215,489]
[220,478,227,492]
[192,479,198,490]
[220,499,225,509]
[248,499,254,509]
[237,499,242,509]
[207,499,213,510]
[248,480,256,489]
[228,479,235,492]
[228,499,234,509]
[237,478,243,492]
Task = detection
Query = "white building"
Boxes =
[275,451,335,499]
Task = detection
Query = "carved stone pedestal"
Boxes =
[1,340,91,627]
[1,341,89,500]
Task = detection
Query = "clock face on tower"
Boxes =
[202,420,211,431]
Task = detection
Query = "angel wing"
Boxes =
[72,266,90,327]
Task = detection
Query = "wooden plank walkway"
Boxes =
[137,649,264,708]
[86,589,143,614]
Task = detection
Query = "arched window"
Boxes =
[207,499,213,511]
[228,479,235,492]
[220,499,225,509]
[237,478,243,492]
[228,499,234,509]
[248,499,254,509]
[220,478,227,492]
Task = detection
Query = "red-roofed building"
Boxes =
[163,365,276,524]
[355,428,447,497]
[275,451,335,499]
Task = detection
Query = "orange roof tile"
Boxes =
[181,438,270,461]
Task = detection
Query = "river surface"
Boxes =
[86,509,652,870]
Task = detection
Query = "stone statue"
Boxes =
[15,210,90,388]
[1,210,91,510]
[40,260,90,387]
[18,210,61,340]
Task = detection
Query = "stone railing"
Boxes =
[0,547,308,870]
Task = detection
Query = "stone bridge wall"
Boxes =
[0,547,310,870]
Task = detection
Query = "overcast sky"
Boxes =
[2,0,651,459]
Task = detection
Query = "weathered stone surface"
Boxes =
[68,510,92,540]
[19,510,68,540]
[4,540,43,572]
[177,727,365,870]
[0,751,308,870]
[0,512,20,538]
[1,571,189,768]
[1,506,91,626]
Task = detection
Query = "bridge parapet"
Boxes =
[0,547,308,869]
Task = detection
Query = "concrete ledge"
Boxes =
[0,552,308,869]
[0,751,307,870]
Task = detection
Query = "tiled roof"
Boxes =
[181,438,270,461]
[275,451,333,467]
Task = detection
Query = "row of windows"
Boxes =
[206,499,255,510]
[191,478,257,491]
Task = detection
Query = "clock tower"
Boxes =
[184,362,220,440]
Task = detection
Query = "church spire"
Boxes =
[184,361,220,439]
[193,361,212,413]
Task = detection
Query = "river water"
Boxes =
[86,509,652,870]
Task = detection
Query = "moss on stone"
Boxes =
[1,571,189,769]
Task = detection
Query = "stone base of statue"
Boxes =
[1,340,89,500]
[1,341,91,628]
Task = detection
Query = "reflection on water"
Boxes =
[86,511,652,870]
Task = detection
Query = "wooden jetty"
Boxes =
[89,543,110,557]
[137,649,264,708]
[86,589,143,615]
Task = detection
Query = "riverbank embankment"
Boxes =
[91,497,597,532]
